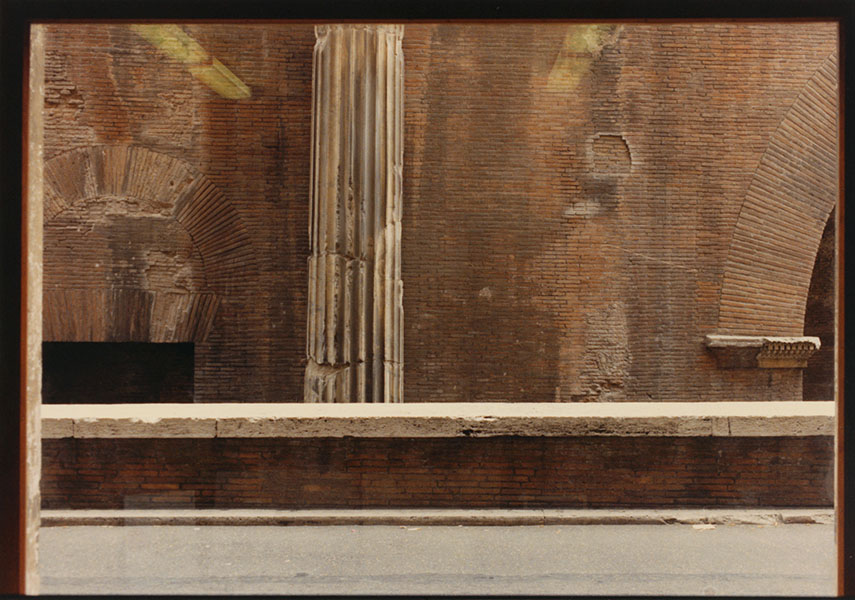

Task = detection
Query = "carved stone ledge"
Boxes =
[40,402,835,439]
[705,335,821,368]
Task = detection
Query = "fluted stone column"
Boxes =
[305,24,404,403]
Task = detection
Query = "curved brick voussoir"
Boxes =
[717,52,838,336]
[43,144,258,294]
[43,147,94,220]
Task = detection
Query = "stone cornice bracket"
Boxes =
[305,24,404,403]
[705,334,820,368]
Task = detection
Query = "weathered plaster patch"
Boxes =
[563,200,601,218]
[575,301,631,401]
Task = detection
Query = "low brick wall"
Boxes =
[41,403,834,509]
[42,435,833,509]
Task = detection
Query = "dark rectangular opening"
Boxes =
[42,342,194,404]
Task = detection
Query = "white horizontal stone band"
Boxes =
[41,401,834,439]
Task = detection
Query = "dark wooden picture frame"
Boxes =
[1,0,852,595]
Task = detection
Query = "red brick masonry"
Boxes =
[42,436,833,509]
[42,23,839,405]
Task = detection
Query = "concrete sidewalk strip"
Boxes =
[41,508,835,527]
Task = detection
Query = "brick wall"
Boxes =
[42,23,838,404]
[42,436,833,509]
[43,24,316,403]
[402,23,837,403]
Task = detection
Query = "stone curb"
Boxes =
[41,401,836,439]
[41,508,835,527]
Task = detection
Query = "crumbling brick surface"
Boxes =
[42,436,833,508]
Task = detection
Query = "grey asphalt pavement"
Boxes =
[39,523,835,596]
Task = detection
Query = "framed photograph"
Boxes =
[1,0,851,595]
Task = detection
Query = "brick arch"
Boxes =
[44,145,256,293]
[43,145,257,343]
[716,52,838,336]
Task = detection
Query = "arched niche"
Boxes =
[708,53,837,372]
[42,145,256,344]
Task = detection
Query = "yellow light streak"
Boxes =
[130,24,251,100]
[547,25,621,93]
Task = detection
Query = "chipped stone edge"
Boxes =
[72,417,217,439]
[41,402,835,439]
